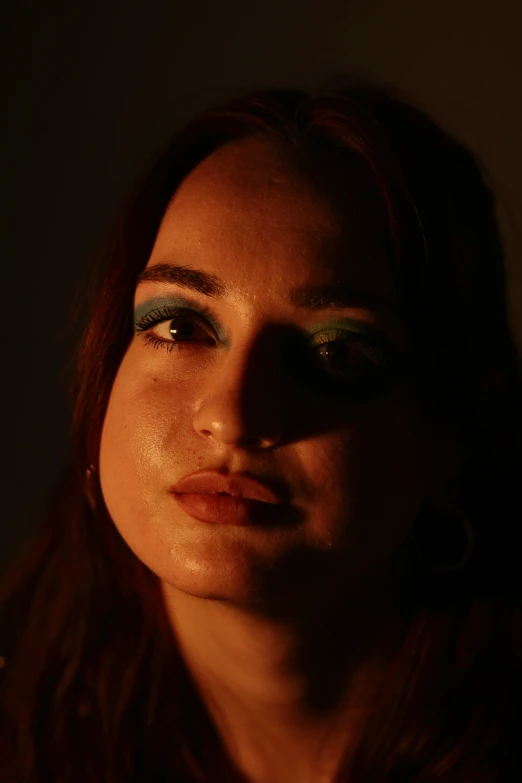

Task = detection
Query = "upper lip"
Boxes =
[171,469,288,505]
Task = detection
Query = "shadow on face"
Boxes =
[99,137,442,613]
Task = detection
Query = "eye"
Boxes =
[303,329,407,400]
[135,307,216,353]
[312,330,389,378]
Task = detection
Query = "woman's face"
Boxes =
[99,138,440,610]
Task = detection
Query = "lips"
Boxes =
[171,469,285,505]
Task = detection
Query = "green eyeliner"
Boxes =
[307,319,382,338]
[133,296,229,347]
[133,300,395,363]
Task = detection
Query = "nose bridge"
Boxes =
[192,323,293,447]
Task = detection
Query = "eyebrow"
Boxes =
[137,262,400,318]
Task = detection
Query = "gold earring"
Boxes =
[85,464,97,510]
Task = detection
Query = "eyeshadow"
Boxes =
[133,295,229,346]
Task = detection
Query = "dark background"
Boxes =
[4,0,522,574]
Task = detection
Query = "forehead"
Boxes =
[148,137,397,305]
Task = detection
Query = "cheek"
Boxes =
[98,352,193,526]
[307,398,430,568]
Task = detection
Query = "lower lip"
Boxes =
[171,492,280,525]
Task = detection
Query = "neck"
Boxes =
[160,562,408,783]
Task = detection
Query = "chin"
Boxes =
[115,517,272,606]
[161,550,264,603]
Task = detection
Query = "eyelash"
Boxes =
[134,306,399,387]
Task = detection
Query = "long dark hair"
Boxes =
[1,84,521,782]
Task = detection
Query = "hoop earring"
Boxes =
[85,464,97,510]
[412,501,475,573]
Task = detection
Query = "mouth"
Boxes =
[171,468,288,505]
[171,490,287,526]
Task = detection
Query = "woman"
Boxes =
[1,84,521,783]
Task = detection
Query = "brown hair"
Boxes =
[1,84,521,782]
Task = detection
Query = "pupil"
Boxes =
[323,342,359,370]
[169,314,193,339]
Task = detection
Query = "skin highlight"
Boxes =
[99,137,460,782]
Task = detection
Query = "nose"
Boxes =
[192,328,291,449]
